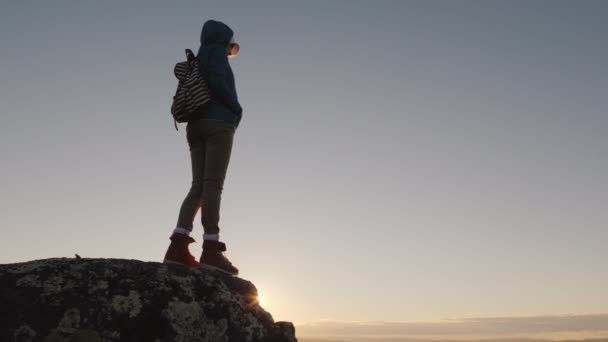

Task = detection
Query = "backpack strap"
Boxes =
[185,49,195,63]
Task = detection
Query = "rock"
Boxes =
[0,258,297,342]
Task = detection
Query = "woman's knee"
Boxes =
[187,181,204,196]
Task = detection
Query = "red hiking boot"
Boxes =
[199,240,239,276]
[163,233,199,268]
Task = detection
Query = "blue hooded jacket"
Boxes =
[196,20,242,128]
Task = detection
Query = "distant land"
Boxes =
[298,338,608,342]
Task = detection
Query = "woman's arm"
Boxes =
[204,46,243,115]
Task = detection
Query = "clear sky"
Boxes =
[1,1,607,340]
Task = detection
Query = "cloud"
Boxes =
[295,314,608,341]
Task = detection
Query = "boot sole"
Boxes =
[199,263,238,276]
[162,258,199,268]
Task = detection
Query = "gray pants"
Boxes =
[176,119,236,235]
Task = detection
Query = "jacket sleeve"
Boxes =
[204,46,242,115]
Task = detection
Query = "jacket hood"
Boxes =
[200,20,234,46]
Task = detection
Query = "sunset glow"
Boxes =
[257,291,266,308]
[1,1,607,341]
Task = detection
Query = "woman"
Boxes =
[163,19,242,275]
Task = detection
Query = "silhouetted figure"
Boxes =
[164,20,242,275]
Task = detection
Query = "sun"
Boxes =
[257,291,266,307]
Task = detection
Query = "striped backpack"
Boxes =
[170,49,211,130]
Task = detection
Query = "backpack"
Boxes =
[170,49,211,130]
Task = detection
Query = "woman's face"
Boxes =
[227,43,240,58]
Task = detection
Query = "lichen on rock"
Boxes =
[111,290,142,318]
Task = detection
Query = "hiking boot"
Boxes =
[163,233,200,268]
[200,240,239,276]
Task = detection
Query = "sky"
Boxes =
[1,1,607,341]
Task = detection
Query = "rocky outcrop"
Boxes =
[0,258,296,342]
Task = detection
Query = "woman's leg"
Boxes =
[164,121,206,267]
[199,121,236,237]
[175,121,206,232]
[197,120,238,275]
